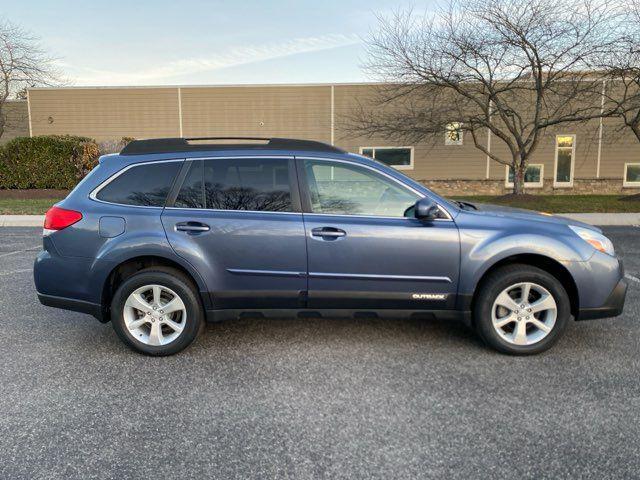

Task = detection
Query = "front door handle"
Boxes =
[311,227,347,239]
[175,222,210,233]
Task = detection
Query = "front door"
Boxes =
[298,158,460,310]
[162,156,307,309]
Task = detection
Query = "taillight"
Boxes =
[44,206,82,234]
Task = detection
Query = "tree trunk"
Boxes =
[512,162,525,195]
[0,106,5,141]
[631,123,640,144]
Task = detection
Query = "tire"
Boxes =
[473,264,571,355]
[110,267,204,356]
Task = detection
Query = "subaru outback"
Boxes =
[34,137,627,356]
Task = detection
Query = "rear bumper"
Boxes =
[34,246,106,322]
[37,292,104,321]
[576,277,627,321]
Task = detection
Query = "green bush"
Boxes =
[0,135,100,189]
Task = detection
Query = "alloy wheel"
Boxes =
[491,282,557,346]
[123,284,187,346]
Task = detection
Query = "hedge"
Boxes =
[0,135,100,189]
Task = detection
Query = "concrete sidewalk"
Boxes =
[0,215,45,227]
[558,213,640,226]
[1,213,639,227]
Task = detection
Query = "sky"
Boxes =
[1,0,430,87]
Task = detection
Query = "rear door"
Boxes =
[162,156,307,309]
[298,157,460,310]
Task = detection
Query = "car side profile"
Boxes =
[34,137,627,356]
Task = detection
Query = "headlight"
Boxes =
[569,225,615,256]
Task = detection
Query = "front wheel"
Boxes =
[110,267,204,356]
[473,265,571,355]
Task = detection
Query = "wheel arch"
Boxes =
[100,255,210,322]
[468,253,579,324]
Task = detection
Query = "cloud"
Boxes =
[62,33,360,85]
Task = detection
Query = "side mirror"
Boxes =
[414,197,440,221]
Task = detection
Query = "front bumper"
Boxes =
[577,277,627,321]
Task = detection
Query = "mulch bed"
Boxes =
[620,194,640,202]
[0,189,69,199]
[493,193,540,201]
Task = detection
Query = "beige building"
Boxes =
[17,83,640,195]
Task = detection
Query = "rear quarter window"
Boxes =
[95,161,182,207]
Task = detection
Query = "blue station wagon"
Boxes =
[34,138,627,355]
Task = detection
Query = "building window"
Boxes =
[624,163,640,187]
[360,147,413,170]
[505,164,544,188]
[554,135,575,186]
[445,122,463,145]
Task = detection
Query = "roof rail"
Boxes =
[120,137,345,155]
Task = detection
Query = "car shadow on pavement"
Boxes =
[195,315,485,353]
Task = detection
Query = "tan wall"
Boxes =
[26,84,640,191]
[0,101,29,143]
[599,117,640,180]
[29,88,180,140]
[181,86,332,142]
[333,84,488,181]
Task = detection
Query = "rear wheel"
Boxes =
[473,264,571,355]
[111,268,204,356]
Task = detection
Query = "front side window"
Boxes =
[199,158,294,212]
[624,163,640,187]
[555,135,575,185]
[360,147,413,169]
[303,160,419,217]
[506,164,543,187]
[96,161,181,207]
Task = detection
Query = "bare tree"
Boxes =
[600,0,640,143]
[351,0,623,194]
[0,19,60,139]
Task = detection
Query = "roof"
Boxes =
[27,82,382,91]
[119,137,345,156]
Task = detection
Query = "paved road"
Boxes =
[0,227,638,479]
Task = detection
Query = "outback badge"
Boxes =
[411,293,447,300]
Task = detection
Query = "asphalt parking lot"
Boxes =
[0,227,639,479]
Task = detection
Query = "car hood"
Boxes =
[465,203,601,232]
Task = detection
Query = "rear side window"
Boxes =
[175,161,204,208]
[175,158,294,212]
[96,161,181,207]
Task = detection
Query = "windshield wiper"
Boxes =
[454,200,477,210]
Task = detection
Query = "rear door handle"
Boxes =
[311,227,347,239]
[175,222,210,233]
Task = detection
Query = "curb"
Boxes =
[1,213,639,227]
[0,215,45,227]
[558,213,640,226]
